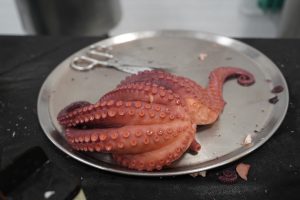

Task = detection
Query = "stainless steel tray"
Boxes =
[37,30,289,176]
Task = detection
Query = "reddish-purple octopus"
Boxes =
[57,67,255,171]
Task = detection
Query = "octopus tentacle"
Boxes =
[57,101,91,122]
[100,82,184,107]
[113,125,195,171]
[118,70,206,99]
[189,139,201,152]
[206,67,255,116]
[118,70,164,86]
[58,100,188,128]
[66,120,192,154]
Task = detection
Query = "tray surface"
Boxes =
[37,30,289,176]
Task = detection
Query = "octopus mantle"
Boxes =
[57,67,255,171]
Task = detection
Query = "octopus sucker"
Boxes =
[58,67,255,171]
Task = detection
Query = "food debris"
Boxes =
[44,191,55,199]
[271,85,284,93]
[264,189,268,193]
[147,46,154,50]
[149,95,154,103]
[190,171,207,178]
[236,163,251,181]
[243,134,252,145]
[265,79,272,83]
[198,53,208,61]
[12,131,16,137]
[218,169,238,184]
[269,96,279,104]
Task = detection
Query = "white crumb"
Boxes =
[44,191,55,199]
[198,53,208,61]
[12,131,16,137]
[190,171,207,178]
[198,171,207,177]
[243,134,252,145]
[149,95,154,103]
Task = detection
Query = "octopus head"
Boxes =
[185,98,219,125]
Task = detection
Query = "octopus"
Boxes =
[57,67,255,171]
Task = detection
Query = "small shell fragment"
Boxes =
[243,134,252,145]
[190,170,207,178]
[236,163,251,181]
[44,191,55,199]
[198,53,208,61]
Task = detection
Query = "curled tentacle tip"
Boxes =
[238,74,255,86]
[194,144,201,151]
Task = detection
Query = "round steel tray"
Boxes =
[37,30,289,176]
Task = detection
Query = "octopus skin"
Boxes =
[57,67,255,171]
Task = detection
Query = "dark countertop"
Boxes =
[0,36,299,200]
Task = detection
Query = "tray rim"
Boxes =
[37,30,289,176]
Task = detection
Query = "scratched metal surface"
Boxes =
[37,30,289,176]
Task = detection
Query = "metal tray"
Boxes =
[37,30,289,176]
